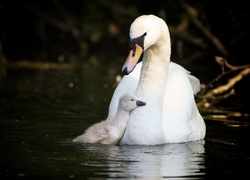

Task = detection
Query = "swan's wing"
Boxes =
[162,63,205,142]
[187,74,200,95]
[162,66,195,142]
[107,62,141,118]
[169,62,200,95]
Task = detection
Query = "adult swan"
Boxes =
[107,15,206,145]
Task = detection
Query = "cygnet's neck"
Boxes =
[112,106,130,126]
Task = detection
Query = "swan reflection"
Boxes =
[80,140,205,178]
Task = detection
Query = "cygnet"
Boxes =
[73,93,146,144]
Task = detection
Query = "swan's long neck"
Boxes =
[135,40,170,108]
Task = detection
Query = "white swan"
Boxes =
[107,15,206,145]
[73,93,146,144]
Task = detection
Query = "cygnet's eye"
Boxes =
[131,99,134,101]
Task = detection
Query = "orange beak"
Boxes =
[122,44,143,75]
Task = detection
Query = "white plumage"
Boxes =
[107,15,206,145]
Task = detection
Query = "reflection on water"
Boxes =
[0,63,250,179]
[75,140,205,178]
[202,109,250,128]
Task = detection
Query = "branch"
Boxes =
[197,56,250,109]
[212,68,250,94]
[26,2,88,57]
[26,4,70,32]
[180,1,228,56]
[215,56,250,71]
[98,0,138,18]
[169,26,208,50]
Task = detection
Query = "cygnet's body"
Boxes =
[73,93,146,144]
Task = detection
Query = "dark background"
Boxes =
[0,0,249,82]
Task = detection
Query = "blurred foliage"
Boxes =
[0,0,248,70]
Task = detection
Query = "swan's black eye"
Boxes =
[131,99,134,101]
[132,46,136,57]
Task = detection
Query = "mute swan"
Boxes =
[73,93,146,144]
[107,15,206,145]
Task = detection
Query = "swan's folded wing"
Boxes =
[187,74,200,95]
[162,67,195,142]
[169,62,201,95]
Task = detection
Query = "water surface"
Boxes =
[0,63,249,179]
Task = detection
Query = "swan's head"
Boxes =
[122,15,170,75]
[119,93,146,111]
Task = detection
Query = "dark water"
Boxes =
[0,63,249,179]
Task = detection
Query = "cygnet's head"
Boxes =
[119,93,146,111]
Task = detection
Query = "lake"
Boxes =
[0,61,249,179]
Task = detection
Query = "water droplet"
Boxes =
[69,82,74,88]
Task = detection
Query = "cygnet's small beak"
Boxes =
[136,100,146,107]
